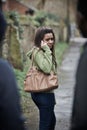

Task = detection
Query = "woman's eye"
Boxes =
[46,38,52,41]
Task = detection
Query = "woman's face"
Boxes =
[43,33,54,49]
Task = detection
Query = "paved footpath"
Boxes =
[55,38,85,130]
[26,38,86,130]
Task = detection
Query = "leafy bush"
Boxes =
[29,11,60,27]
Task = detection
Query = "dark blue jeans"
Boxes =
[31,92,56,130]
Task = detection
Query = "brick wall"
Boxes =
[3,0,29,14]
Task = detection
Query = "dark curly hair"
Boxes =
[34,26,57,67]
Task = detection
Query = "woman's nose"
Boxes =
[49,39,53,43]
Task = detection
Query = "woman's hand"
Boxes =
[41,40,47,47]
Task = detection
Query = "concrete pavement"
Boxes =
[55,38,85,130]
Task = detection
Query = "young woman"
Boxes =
[27,26,58,130]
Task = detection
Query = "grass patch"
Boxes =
[55,42,68,66]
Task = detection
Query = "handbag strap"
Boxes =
[31,50,34,66]
[31,47,39,67]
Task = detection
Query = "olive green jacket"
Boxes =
[27,45,57,74]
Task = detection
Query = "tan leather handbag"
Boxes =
[24,50,58,92]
